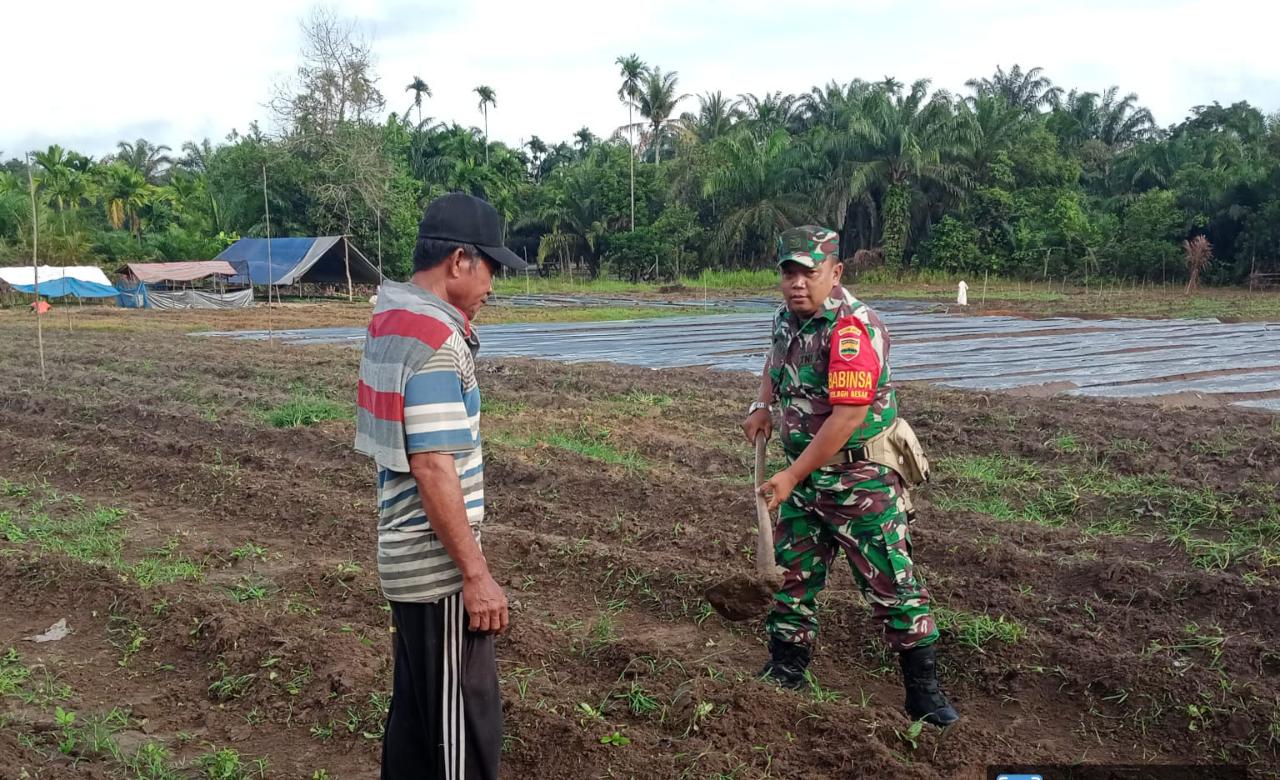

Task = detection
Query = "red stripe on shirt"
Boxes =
[358,380,404,422]
[368,309,453,349]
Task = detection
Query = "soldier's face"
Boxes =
[779,259,842,316]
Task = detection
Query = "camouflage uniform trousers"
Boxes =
[765,461,938,652]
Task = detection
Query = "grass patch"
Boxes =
[931,455,1280,570]
[935,607,1028,651]
[9,699,268,780]
[260,395,352,428]
[490,426,648,471]
[607,389,674,416]
[937,454,1042,486]
[0,496,203,587]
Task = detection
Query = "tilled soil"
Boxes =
[0,310,1278,779]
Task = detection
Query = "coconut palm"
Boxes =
[616,54,646,229]
[474,85,497,165]
[634,67,687,165]
[405,76,431,127]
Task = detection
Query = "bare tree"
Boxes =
[271,7,385,139]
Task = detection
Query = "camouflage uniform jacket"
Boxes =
[767,284,898,461]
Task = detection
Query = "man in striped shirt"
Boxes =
[355,192,528,780]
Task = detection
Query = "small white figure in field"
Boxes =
[957,280,969,306]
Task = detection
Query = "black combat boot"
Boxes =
[759,637,812,690]
[899,644,960,727]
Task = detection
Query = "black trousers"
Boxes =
[382,594,502,780]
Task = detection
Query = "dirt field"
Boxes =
[1,307,1278,779]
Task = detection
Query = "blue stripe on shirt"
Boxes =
[407,428,475,453]
[404,369,465,406]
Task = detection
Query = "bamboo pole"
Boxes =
[262,164,274,344]
[376,210,383,281]
[26,153,47,382]
[343,233,354,302]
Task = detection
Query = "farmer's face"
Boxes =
[780,258,842,317]
[446,250,497,320]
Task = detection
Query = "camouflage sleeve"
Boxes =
[765,306,784,372]
[827,315,880,405]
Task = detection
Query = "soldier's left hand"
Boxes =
[759,470,799,511]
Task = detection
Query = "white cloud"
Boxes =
[2,0,1277,159]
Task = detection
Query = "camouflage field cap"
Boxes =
[776,225,840,268]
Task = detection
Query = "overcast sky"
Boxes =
[4,0,1278,160]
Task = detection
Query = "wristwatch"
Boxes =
[748,401,771,415]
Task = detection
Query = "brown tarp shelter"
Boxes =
[123,261,238,284]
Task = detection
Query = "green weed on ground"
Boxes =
[934,607,1028,651]
[0,496,204,587]
[260,395,352,428]
[930,455,1280,571]
[489,426,649,471]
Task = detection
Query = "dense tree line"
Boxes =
[2,16,1278,287]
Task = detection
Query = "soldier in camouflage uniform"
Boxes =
[743,225,958,727]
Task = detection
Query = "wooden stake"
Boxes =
[981,269,989,307]
[26,153,46,383]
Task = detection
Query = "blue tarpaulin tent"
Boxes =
[10,278,118,298]
[216,236,382,287]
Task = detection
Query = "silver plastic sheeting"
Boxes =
[197,304,1280,410]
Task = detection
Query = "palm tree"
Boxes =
[32,145,88,232]
[959,94,1028,182]
[1049,87,1155,152]
[526,135,548,178]
[616,54,646,230]
[405,76,431,127]
[473,86,497,165]
[1096,86,1156,149]
[828,80,973,268]
[965,65,1062,112]
[113,138,173,184]
[798,79,875,131]
[33,145,68,176]
[679,91,741,143]
[572,127,596,155]
[178,139,215,172]
[737,92,801,134]
[535,177,608,276]
[702,130,813,264]
[96,161,151,237]
[634,67,687,165]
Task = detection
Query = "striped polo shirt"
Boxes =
[355,282,484,603]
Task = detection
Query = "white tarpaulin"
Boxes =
[0,265,112,287]
[147,288,254,310]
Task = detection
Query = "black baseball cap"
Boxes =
[417,192,529,271]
